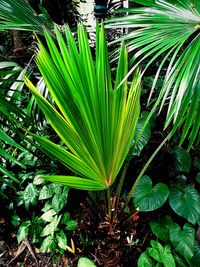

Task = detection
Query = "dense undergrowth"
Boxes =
[0,0,200,266]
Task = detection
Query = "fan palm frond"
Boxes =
[25,23,141,190]
[0,0,54,35]
[107,0,200,148]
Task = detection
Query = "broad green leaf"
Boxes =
[169,223,195,260]
[171,147,191,172]
[17,221,30,244]
[52,193,66,213]
[23,183,38,210]
[169,185,200,224]
[40,215,61,237]
[11,215,21,228]
[61,212,71,225]
[41,209,56,222]
[56,230,67,250]
[40,236,56,253]
[190,241,200,267]
[138,252,153,267]
[150,215,174,242]
[39,184,54,200]
[162,245,176,267]
[65,220,78,231]
[147,240,163,262]
[77,257,97,267]
[133,176,169,211]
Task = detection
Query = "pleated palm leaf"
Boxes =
[107,0,200,148]
[0,0,54,35]
[25,23,141,191]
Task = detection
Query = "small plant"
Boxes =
[14,175,77,254]
[138,240,176,267]
[150,215,200,266]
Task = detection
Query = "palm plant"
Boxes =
[0,0,54,35]
[25,23,141,191]
[107,0,200,149]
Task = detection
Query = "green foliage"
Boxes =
[133,175,169,211]
[138,240,176,267]
[107,0,200,148]
[14,174,77,254]
[171,147,192,172]
[170,223,195,260]
[169,185,200,224]
[150,216,174,242]
[0,0,54,35]
[77,257,97,267]
[150,215,197,265]
[132,112,151,156]
[25,23,141,191]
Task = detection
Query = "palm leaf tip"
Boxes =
[26,23,141,191]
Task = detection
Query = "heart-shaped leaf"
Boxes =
[169,185,200,224]
[150,215,174,242]
[133,176,169,211]
[171,147,191,173]
[169,223,195,260]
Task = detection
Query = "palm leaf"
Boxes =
[107,0,200,148]
[0,0,54,35]
[25,23,141,191]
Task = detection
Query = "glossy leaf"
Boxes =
[150,215,174,242]
[171,147,191,172]
[169,223,195,260]
[133,175,169,211]
[17,221,30,244]
[138,252,153,267]
[65,220,77,231]
[41,209,56,223]
[40,235,56,253]
[39,184,54,200]
[169,185,200,224]
[26,23,141,191]
[191,241,200,267]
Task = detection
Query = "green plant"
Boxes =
[138,240,176,267]
[77,257,97,267]
[150,215,199,266]
[15,176,77,254]
[0,0,54,35]
[107,0,200,149]
[25,22,141,193]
